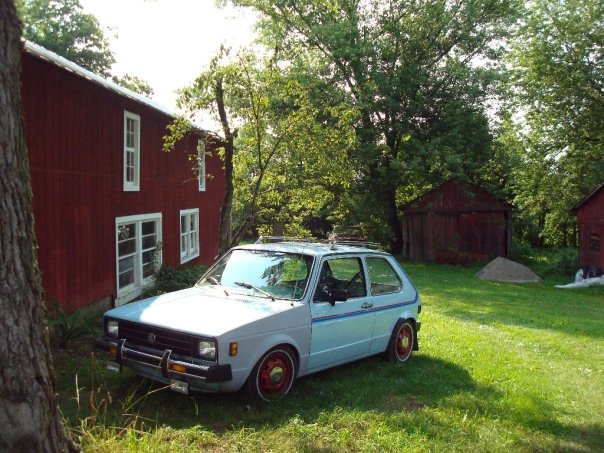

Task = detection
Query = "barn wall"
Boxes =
[22,53,225,311]
[401,180,511,264]
[576,187,604,271]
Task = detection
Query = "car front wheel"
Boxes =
[387,319,415,362]
[245,346,296,402]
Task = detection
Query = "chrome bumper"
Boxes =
[94,336,232,384]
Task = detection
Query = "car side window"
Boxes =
[313,257,367,302]
[367,257,402,295]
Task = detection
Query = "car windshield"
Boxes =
[197,249,314,300]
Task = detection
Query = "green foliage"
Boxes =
[46,298,97,348]
[17,0,115,76]
[511,242,579,278]
[504,0,604,246]
[176,47,357,243]
[111,74,154,97]
[55,263,604,451]
[144,265,208,296]
[230,0,521,251]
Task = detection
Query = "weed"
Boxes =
[47,298,97,348]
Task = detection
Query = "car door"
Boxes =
[308,256,374,370]
[365,255,417,354]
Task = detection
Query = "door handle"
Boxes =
[361,303,373,309]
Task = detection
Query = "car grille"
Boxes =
[118,320,197,357]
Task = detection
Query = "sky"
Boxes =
[80,0,257,112]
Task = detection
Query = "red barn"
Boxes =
[573,182,604,273]
[21,42,225,312]
[400,180,512,264]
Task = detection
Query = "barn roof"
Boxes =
[572,181,604,212]
[23,40,214,138]
[400,179,512,214]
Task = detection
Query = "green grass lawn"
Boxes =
[54,263,604,452]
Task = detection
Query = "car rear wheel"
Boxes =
[387,319,415,362]
[245,346,296,402]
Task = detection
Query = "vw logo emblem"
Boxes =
[148,333,156,344]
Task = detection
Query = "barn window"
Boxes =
[367,257,402,295]
[115,213,162,305]
[589,233,601,252]
[123,111,140,191]
[198,139,206,191]
[180,208,200,263]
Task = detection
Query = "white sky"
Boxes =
[80,0,257,112]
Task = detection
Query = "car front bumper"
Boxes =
[94,336,232,392]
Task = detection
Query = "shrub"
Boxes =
[511,241,578,279]
[144,264,208,296]
[47,298,97,348]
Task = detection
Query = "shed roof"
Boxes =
[400,179,512,214]
[572,181,604,212]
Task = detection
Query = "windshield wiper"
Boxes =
[207,277,229,297]
[234,281,275,301]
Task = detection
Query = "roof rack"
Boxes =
[255,236,383,250]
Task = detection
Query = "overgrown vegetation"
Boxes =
[47,298,97,348]
[143,264,208,297]
[54,263,603,452]
[511,243,579,279]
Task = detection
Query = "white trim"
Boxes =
[115,212,162,305]
[180,208,200,264]
[123,111,141,191]
[198,139,206,192]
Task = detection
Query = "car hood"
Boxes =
[105,287,300,337]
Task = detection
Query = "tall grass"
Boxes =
[55,263,604,452]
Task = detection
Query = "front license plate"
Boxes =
[170,379,189,394]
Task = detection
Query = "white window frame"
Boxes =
[198,139,206,192]
[115,213,162,305]
[123,111,141,191]
[180,208,200,264]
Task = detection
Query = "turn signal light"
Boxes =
[171,363,186,373]
[230,342,238,356]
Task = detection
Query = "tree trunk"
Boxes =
[0,1,78,451]
[215,79,233,256]
[386,184,404,254]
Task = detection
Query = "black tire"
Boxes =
[245,346,296,402]
[387,319,415,363]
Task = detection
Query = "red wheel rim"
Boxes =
[396,324,413,360]
[258,351,293,399]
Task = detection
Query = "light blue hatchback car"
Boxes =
[95,238,421,401]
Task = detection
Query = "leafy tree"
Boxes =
[0,0,77,450]
[112,74,155,97]
[230,0,519,251]
[169,47,356,251]
[506,0,604,245]
[17,0,115,76]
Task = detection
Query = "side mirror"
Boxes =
[329,288,347,306]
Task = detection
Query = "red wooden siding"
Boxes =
[574,183,604,271]
[401,180,512,264]
[21,52,225,311]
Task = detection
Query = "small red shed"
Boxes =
[21,42,225,312]
[400,180,512,264]
[573,182,604,272]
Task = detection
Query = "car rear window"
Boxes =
[367,257,402,295]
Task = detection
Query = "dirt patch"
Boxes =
[475,256,542,283]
